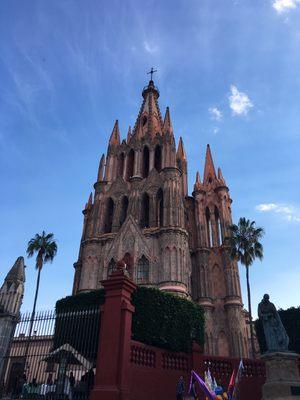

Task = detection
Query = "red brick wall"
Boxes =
[129,341,266,400]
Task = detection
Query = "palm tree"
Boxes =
[24,231,57,364]
[225,217,264,359]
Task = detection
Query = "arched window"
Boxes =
[126,149,135,181]
[103,198,114,233]
[137,255,149,283]
[156,188,164,227]
[142,116,147,127]
[142,146,149,178]
[140,193,150,228]
[154,145,162,172]
[108,259,116,277]
[117,153,125,177]
[206,207,213,247]
[119,196,129,226]
[215,206,222,245]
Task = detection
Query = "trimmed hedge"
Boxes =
[54,286,204,358]
[255,306,300,354]
[132,286,204,352]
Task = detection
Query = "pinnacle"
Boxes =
[85,192,93,210]
[217,166,226,185]
[176,137,187,160]
[97,154,105,182]
[109,120,120,146]
[5,256,25,283]
[127,126,132,143]
[133,81,164,138]
[203,144,217,184]
[218,167,223,180]
[194,171,203,191]
[163,107,173,134]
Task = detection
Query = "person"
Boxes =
[189,377,197,400]
[69,372,75,389]
[69,372,75,400]
[176,376,185,400]
[258,294,289,352]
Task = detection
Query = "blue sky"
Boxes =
[0,0,300,316]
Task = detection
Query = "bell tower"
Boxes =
[191,145,248,357]
[73,78,191,298]
[0,257,25,379]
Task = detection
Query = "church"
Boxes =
[72,77,249,358]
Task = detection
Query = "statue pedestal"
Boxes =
[261,352,300,400]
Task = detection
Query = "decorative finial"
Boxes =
[147,67,157,81]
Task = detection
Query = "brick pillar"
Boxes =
[90,262,137,400]
[191,342,203,372]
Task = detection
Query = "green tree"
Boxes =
[225,217,264,358]
[25,231,57,362]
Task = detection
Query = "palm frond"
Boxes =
[226,217,264,268]
[26,231,57,269]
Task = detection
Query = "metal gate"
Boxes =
[0,307,100,400]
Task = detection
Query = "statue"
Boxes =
[258,294,289,352]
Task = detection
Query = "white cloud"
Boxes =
[229,85,253,116]
[272,0,300,14]
[209,107,222,121]
[255,203,300,222]
[213,127,219,135]
[143,41,159,54]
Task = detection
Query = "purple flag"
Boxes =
[190,370,216,400]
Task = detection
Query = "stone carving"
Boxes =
[258,294,289,352]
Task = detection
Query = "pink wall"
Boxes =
[129,341,266,400]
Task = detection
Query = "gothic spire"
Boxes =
[5,256,25,284]
[176,137,187,161]
[97,154,105,182]
[85,192,93,210]
[194,171,203,191]
[163,107,173,135]
[217,166,226,185]
[218,167,223,180]
[127,126,132,143]
[132,79,164,138]
[109,120,120,146]
[203,144,217,184]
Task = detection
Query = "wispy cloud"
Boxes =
[272,0,300,14]
[143,41,159,54]
[228,85,253,116]
[209,106,222,121]
[255,203,300,222]
[213,127,219,135]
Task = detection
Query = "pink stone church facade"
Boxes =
[72,79,249,358]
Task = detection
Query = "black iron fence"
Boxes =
[0,307,100,400]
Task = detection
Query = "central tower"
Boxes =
[72,78,249,358]
[73,79,191,297]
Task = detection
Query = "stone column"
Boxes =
[261,352,300,400]
[149,148,155,171]
[90,263,136,400]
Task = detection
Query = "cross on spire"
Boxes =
[147,67,157,81]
